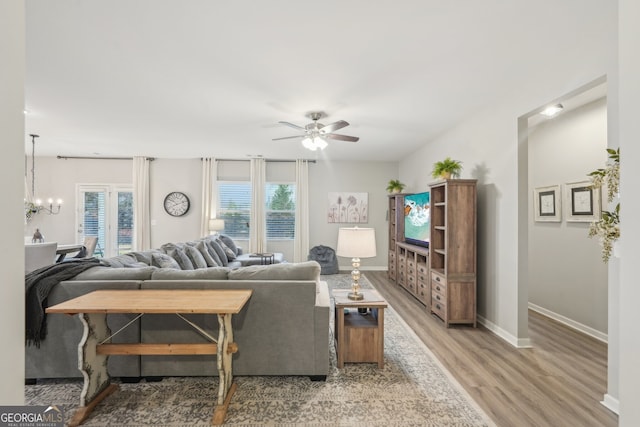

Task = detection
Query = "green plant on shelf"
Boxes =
[386,179,406,193]
[431,157,463,179]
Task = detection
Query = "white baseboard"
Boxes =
[477,315,532,348]
[528,303,608,343]
[601,393,619,414]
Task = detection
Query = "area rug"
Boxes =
[25,274,494,426]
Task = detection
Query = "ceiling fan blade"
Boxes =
[272,135,305,141]
[319,120,349,134]
[325,133,359,142]
[278,121,306,131]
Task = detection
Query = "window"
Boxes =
[217,181,251,239]
[266,183,296,239]
[77,185,133,257]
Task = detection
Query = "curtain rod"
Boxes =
[202,158,316,163]
[56,156,313,163]
[57,156,156,161]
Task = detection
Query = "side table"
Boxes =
[332,288,388,368]
[249,252,275,265]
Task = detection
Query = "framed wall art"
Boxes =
[327,192,368,223]
[564,181,601,222]
[533,185,561,222]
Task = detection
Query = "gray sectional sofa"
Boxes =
[26,235,329,382]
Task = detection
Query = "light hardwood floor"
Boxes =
[366,271,618,427]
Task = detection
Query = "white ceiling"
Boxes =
[25,1,610,161]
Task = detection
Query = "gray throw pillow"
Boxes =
[219,234,239,255]
[130,251,155,265]
[160,242,185,252]
[204,240,224,266]
[196,241,219,267]
[151,252,181,269]
[167,247,194,270]
[208,239,229,266]
[216,237,237,261]
[102,254,139,268]
[184,244,208,269]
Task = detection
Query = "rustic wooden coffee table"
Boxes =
[46,289,252,426]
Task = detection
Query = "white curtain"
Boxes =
[294,159,310,262]
[133,156,151,250]
[249,157,266,253]
[200,158,217,237]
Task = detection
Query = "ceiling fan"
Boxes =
[273,112,359,151]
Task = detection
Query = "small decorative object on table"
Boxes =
[32,228,44,243]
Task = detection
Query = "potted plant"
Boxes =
[432,157,463,179]
[588,148,620,263]
[386,179,406,194]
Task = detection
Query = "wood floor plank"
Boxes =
[365,271,618,427]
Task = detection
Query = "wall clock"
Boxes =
[163,191,190,217]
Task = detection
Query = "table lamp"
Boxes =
[209,218,225,234]
[336,227,377,300]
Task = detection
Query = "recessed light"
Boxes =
[541,104,563,117]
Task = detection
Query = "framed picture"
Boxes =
[327,192,368,223]
[534,185,561,222]
[564,181,601,222]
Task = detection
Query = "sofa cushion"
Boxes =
[161,242,185,252]
[208,239,229,266]
[151,252,181,269]
[129,251,156,265]
[167,247,194,270]
[196,241,219,267]
[70,266,156,281]
[203,240,224,266]
[184,244,208,269]
[228,261,321,281]
[150,266,230,280]
[218,234,239,256]
[216,238,237,261]
[102,254,139,268]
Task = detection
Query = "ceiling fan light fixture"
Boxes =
[313,136,328,150]
[302,137,317,151]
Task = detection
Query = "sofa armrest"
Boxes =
[316,280,330,308]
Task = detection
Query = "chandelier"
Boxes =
[25,134,62,220]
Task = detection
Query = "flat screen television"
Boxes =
[403,191,430,248]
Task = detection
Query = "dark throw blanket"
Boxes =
[25,258,103,347]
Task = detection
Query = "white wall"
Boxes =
[398,3,617,348]
[149,158,203,247]
[309,160,398,270]
[0,0,25,405]
[24,157,132,245]
[27,157,398,269]
[528,98,608,336]
[618,0,640,423]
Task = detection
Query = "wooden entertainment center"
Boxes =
[387,179,477,327]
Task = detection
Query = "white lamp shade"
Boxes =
[336,227,377,258]
[208,218,225,232]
